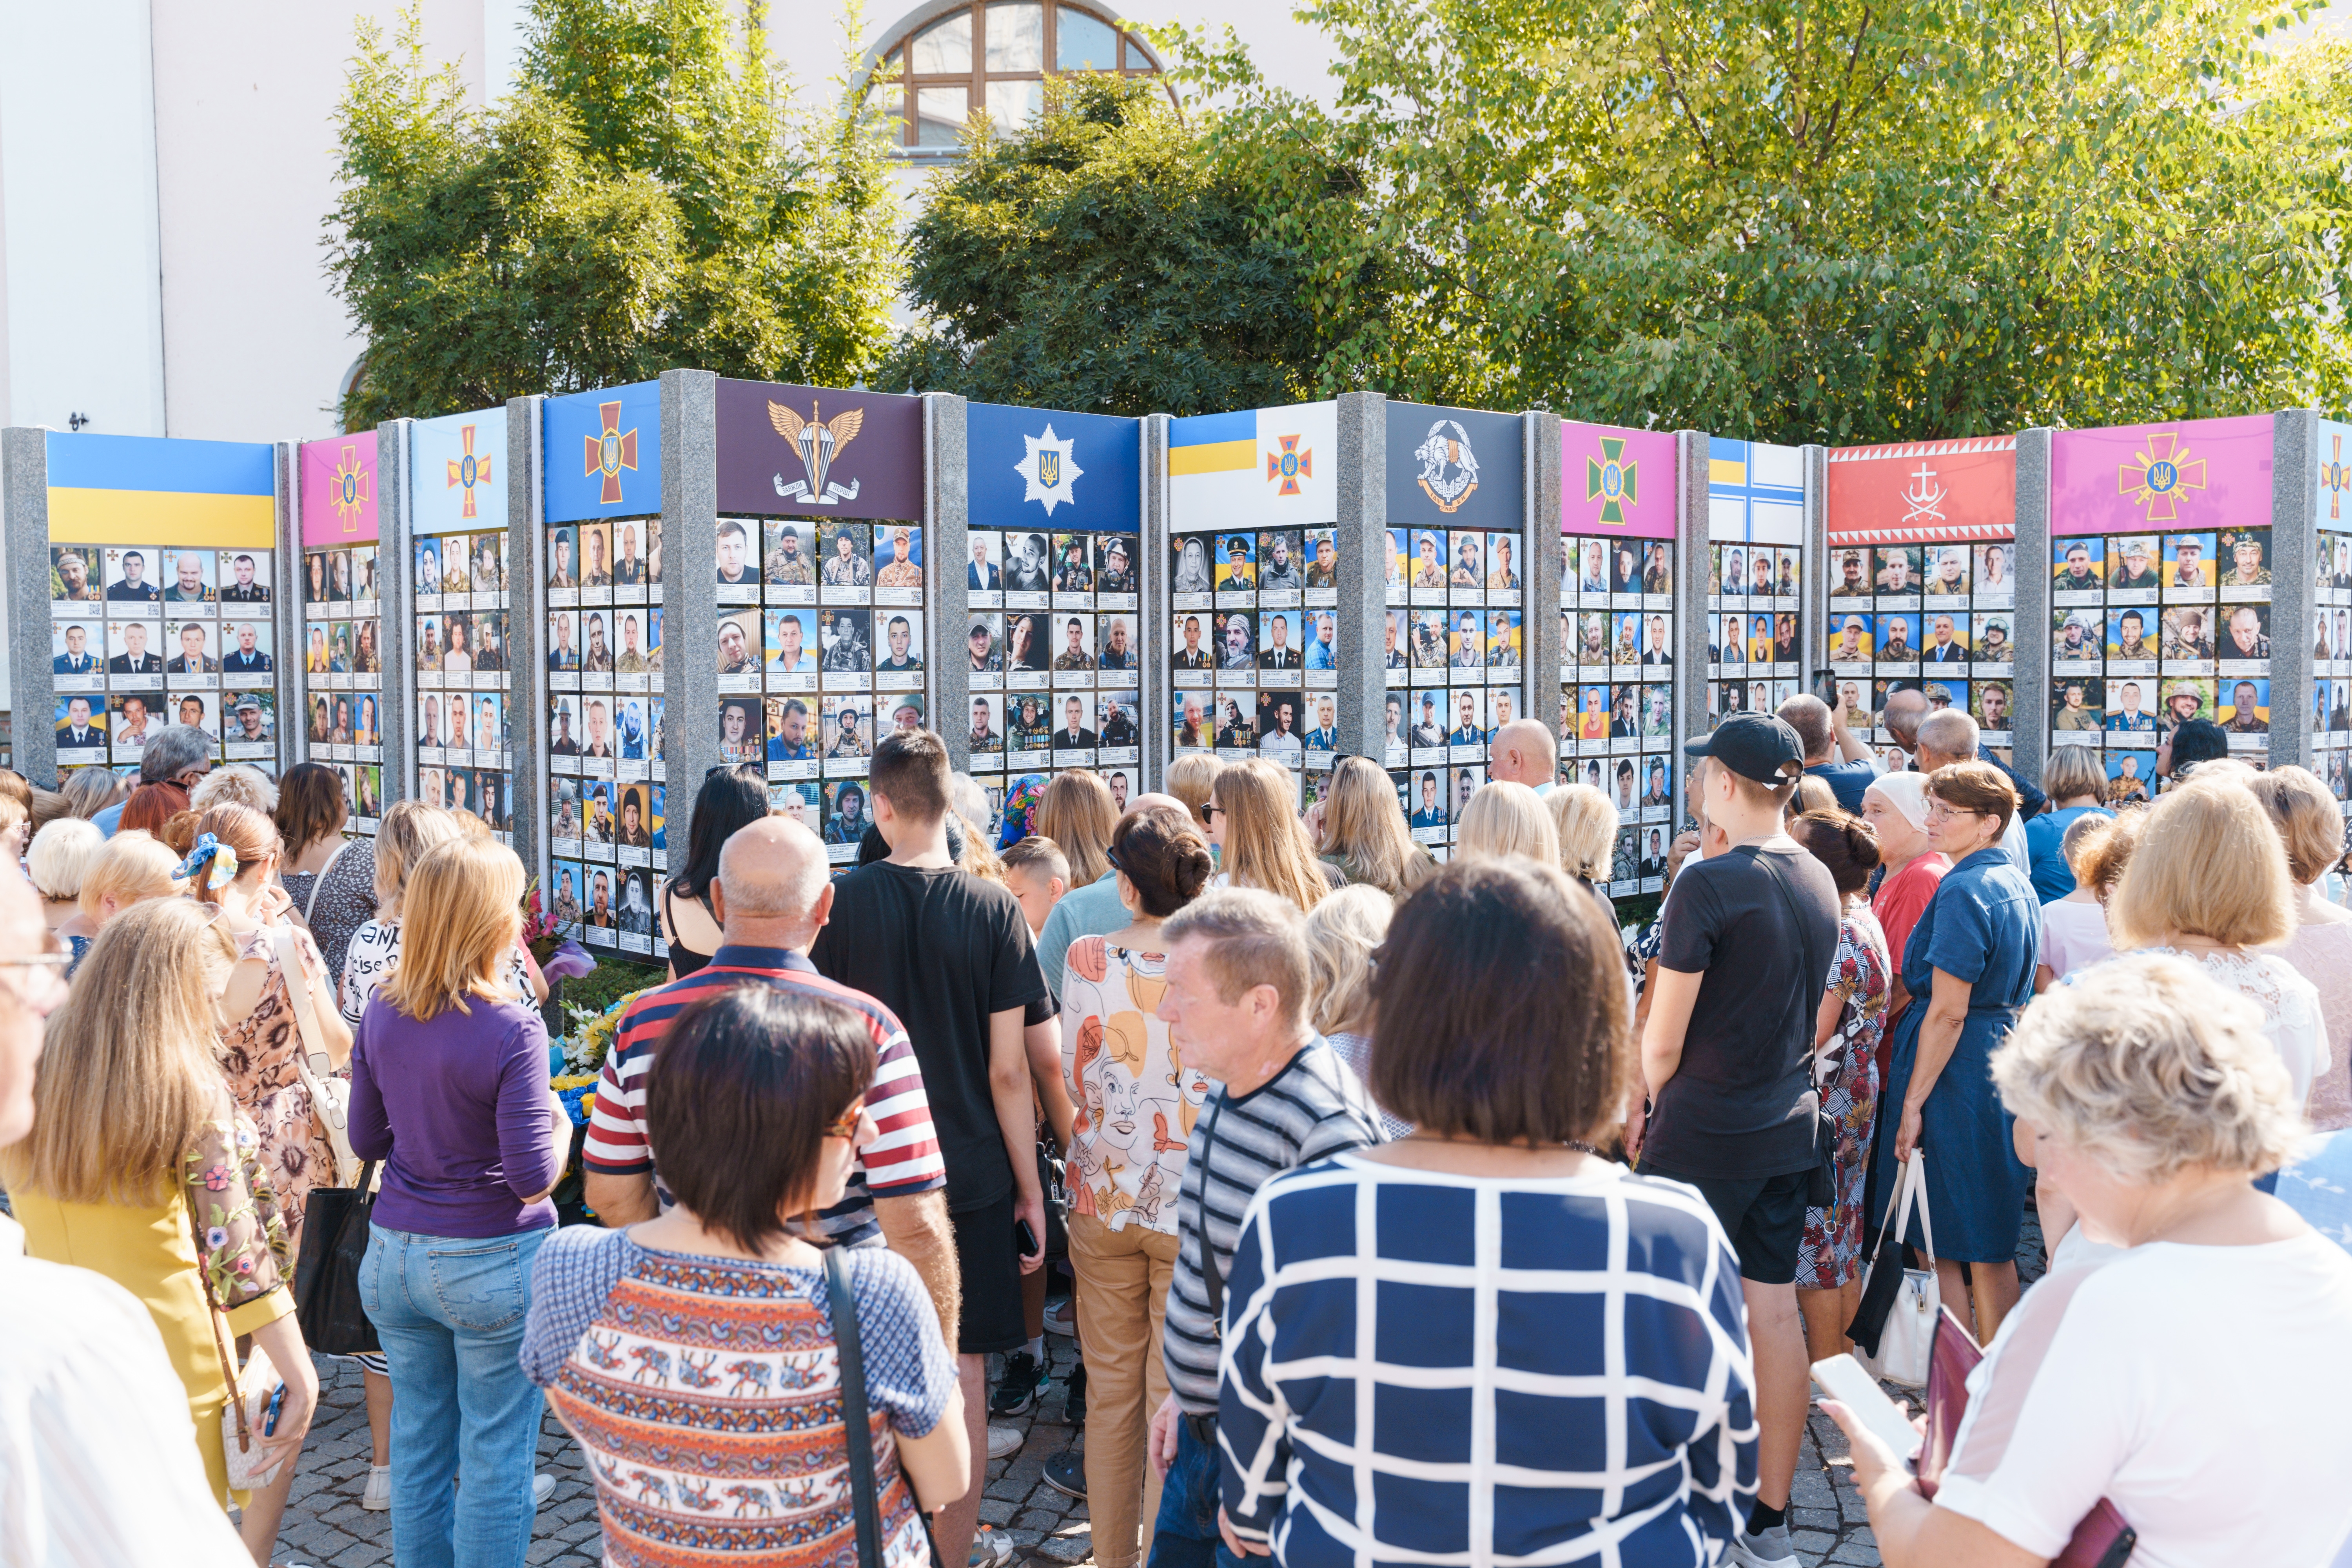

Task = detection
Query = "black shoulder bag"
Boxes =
[294,1159,380,1356]
[826,1245,940,1568]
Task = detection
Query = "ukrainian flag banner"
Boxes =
[1169,401,1338,532]
[45,432,277,548]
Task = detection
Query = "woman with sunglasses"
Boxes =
[351,835,568,1568]
[524,984,968,1566]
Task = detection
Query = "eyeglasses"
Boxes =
[1200,803,1223,823]
[826,1100,866,1140]
[1922,803,1980,823]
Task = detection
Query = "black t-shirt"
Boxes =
[811,861,1047,1212]
[1649,840,1837,1179]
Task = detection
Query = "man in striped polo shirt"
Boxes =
[581,817,955,1341]
[1142,887,1387,1568]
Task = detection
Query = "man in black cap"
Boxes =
[1629,711,1838,1568]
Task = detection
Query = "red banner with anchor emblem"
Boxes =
[1827,437,2016,545]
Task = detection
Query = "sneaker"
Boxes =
[1042,1450,1086,1501]
[987,1423,1026,1460]
[969,1526,1015,1568]
[990,1350,1049,1418]
[1042,1296,1076,1336]
[1726,1523,1797,1568]
[360,1463,392,1511]
[1063,1361,1086,1427]
[533,1471,558,1509]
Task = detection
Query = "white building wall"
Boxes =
[149,0,504,443]
[0,0,169,436]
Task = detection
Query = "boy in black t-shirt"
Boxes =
[809,730,1046,1568]
[1632,712,1838,1568]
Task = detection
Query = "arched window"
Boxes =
[873,0,1167,154]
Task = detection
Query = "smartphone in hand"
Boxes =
[1014,1218,1040,1258]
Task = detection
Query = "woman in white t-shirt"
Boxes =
[2105,767,2326,1103]
[2032,809,2132,991]
[1825,955,2352,1566]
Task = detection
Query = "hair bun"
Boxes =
[1842,815,1884,870]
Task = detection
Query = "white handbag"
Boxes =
[1856,1149,1941,1387]
[274,926,361,1189]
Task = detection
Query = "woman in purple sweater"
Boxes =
[351,835,565,1568]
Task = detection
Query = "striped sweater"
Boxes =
[1163,1039,1387,1414]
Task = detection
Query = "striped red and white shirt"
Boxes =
[583,946,946,1245]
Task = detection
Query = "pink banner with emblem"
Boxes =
[2051,414,2273,536]
[299,430,379,546]
[1561,421,1676,539]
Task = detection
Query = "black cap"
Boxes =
[1684,712,1804,786]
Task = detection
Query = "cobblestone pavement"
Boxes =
[271,1201,2046,1568]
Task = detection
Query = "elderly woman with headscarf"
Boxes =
[1862,770,1947,1042]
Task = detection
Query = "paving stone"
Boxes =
[1828,1541,1883,1565]
[1017,1509,1063,1532]
[557,1517,605,1543]
[527,1538,570,1564]
[979,1498,1019,1526]
[1790,1528,1838,1557]
[1038,1531,1095,1561]
[1791,1507,1839,1531]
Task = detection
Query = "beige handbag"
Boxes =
[188,1200,287,1492]
[274,926,361,1189]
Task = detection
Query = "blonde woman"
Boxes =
[352,836,566,1567]
[1304,884,1408,1136]
[3,899,319,1557]
[191,763,281,818]
[340,802,525,1029]
[1036,769,1118,887]
[187,802,353,1261]
[60,762,127,820]
[2247,767,2352,1130]
[1828,957,2352,1568]
[1455,780,1561,864]
[54,827,180,975]
[1548,782,1622,920]
[2109,766,2325,1107]
[1165,753,1222,835]
[1313,756,1433,896]
[27,816,103,933]
[1206,758,1333,910]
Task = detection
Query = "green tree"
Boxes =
[326,0,900,428]
[1180,0,2352,438]
[879,74,1395,416]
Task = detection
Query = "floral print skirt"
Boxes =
[1796,1043,1880,1290]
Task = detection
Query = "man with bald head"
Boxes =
[1776,691,1880,812]
[581,815,956,1328]
[1485,718,1559,794]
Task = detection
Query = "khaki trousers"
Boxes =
[1067,1208,1181,1568]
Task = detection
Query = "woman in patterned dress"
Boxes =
[1788,811,1892,1364]
[191,801,353,1263]
[4,897,319,1557]
[523,984,965,1568]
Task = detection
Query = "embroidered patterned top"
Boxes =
[1058,936,1210,1236]
[522,1227,956,1568]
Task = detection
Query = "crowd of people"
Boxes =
[3,706,2352,1568]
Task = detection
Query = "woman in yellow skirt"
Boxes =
[2,898,319,1561]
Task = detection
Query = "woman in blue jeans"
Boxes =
[352,833,566,1568]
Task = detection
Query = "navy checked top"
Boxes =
[1219,1155,1758,1567]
